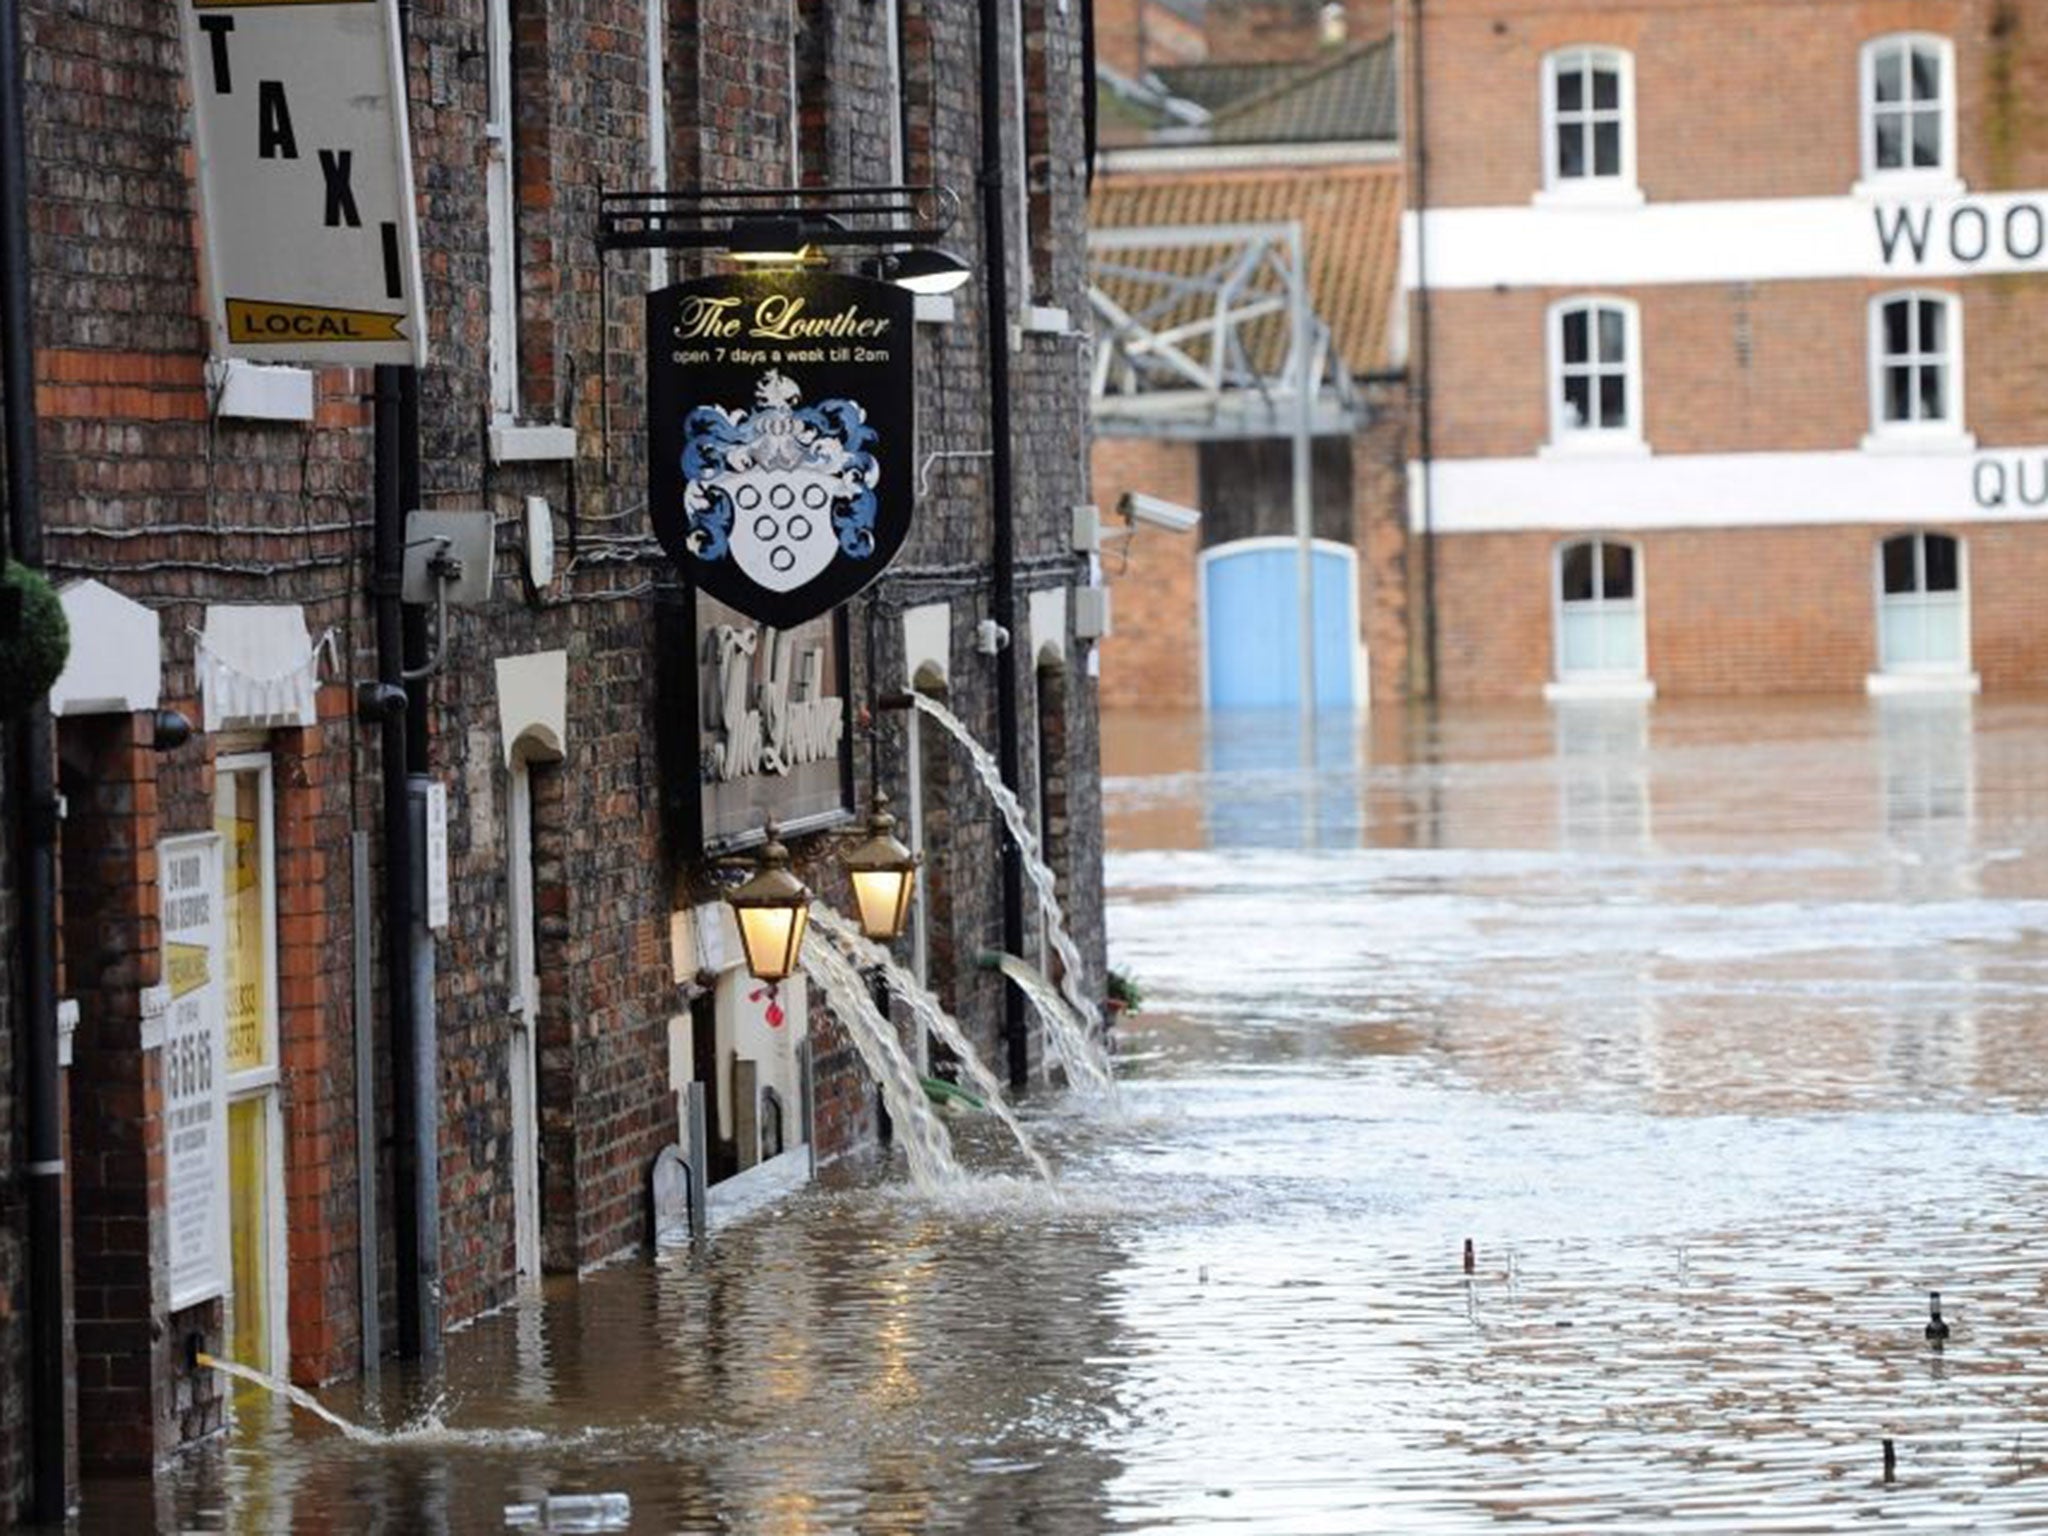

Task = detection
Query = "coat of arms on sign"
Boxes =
[682,371,880,594]
[648,271,915,631]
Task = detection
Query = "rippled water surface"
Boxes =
[122,697,2048,1532]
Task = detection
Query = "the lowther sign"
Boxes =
[180,0,427,365]
[648,272,915,629]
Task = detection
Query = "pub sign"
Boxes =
[648,271,915,629]
[656,590,857,857]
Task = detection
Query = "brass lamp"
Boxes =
[841,791,920,942]
[725,823,812,982]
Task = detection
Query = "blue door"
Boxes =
[1203,540,1356,711]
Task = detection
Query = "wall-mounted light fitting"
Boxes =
[841,791,920,942]
[866,247,972,295]
[724,823,813,983]
[727,216,826,268]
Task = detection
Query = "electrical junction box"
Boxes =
[402,510,496,606]
[1073,584,1111,641]
[1070,504,1101,554]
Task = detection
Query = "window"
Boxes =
[1868,291,1966,446]
[1548,298,1642,450]
[1877,531,1968,675]
[485,0,517,419]
[216,754,288,1379]
[1553,538,1646,688]
[1861,35,1956,188]
[1542,48,1637,201]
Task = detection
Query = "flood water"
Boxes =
[126,696,2048,1532]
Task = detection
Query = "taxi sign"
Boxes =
[181,0,427,365]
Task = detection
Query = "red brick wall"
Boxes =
[1434,521,2048,700]
[55,712,171,1476]
[1427,277,2048,461]
[1354,385,1413,703]
[274,701,360,1386]
[1409,0,2048,210]
[1094,436,1203,712]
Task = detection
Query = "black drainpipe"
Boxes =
[1409,0,1440,700]
[0,0,69,1513]
[978,0,1029,1090]
[370,365,426,1359]
[1081,0,1098,188]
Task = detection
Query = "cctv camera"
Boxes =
[1117,492,1203,534]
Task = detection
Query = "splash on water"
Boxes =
[202,1355,563,1450]
[801,940,961,1187]
[812,905,1055,1184]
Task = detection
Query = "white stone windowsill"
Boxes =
[1019,304,1072,333]
[1851,173,1966,202]
[489,421,578,464]
[1860,428,1977,456]
[1544,677,1656,703]
[1866,670,1980,697]
[1532,182,1646,211]
[208,359,315,423]
[1538,434,1652,462]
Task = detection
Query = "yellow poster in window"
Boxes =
[218,771,270,1074]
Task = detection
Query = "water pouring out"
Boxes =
[905,692,1116,1099]
[979,950,1117,1096]
[195,1352,381,1444]
[813,904,1055,1184]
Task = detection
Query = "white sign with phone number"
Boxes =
[161,833,229,1310]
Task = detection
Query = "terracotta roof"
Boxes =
[1089,161,1404,374]
[1206,39,1396,143]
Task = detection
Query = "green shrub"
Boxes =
[1106,967,1143,1014]
[0,563,70,716]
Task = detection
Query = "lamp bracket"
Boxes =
[598,183,961,254]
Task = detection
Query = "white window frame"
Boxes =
[485,0,519,423]
[1544,296,1646,456]
[1864,289,1972,453]
[1546,537,1653,701]
[1538,46,1641,206]
[644,0,669,293]
[1857,33,1961,198]
[1870,529,1976,692]
[506,753,543,1283]
[215,750,289,1380]
[1011,0,1039,305]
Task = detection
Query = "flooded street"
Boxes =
[139,697,2048,1533]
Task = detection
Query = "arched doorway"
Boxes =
[1199,537,1359,711]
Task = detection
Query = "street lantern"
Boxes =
[725,824,812,983]
[726,216,824,267]
[869,247,972,295]
[842,790,920,942]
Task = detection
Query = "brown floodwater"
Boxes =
[95,695,2048,1531]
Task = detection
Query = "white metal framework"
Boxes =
[1086,221,1354,441]
[1086,221,1357,723]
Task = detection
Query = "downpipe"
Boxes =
[978,0,1030,1091]
[0,0,70,1509]
[371,365,435,1360]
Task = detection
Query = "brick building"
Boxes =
[0,0,1103,1517]
[1404,0,2048,701]
[1089,10,1410,713]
